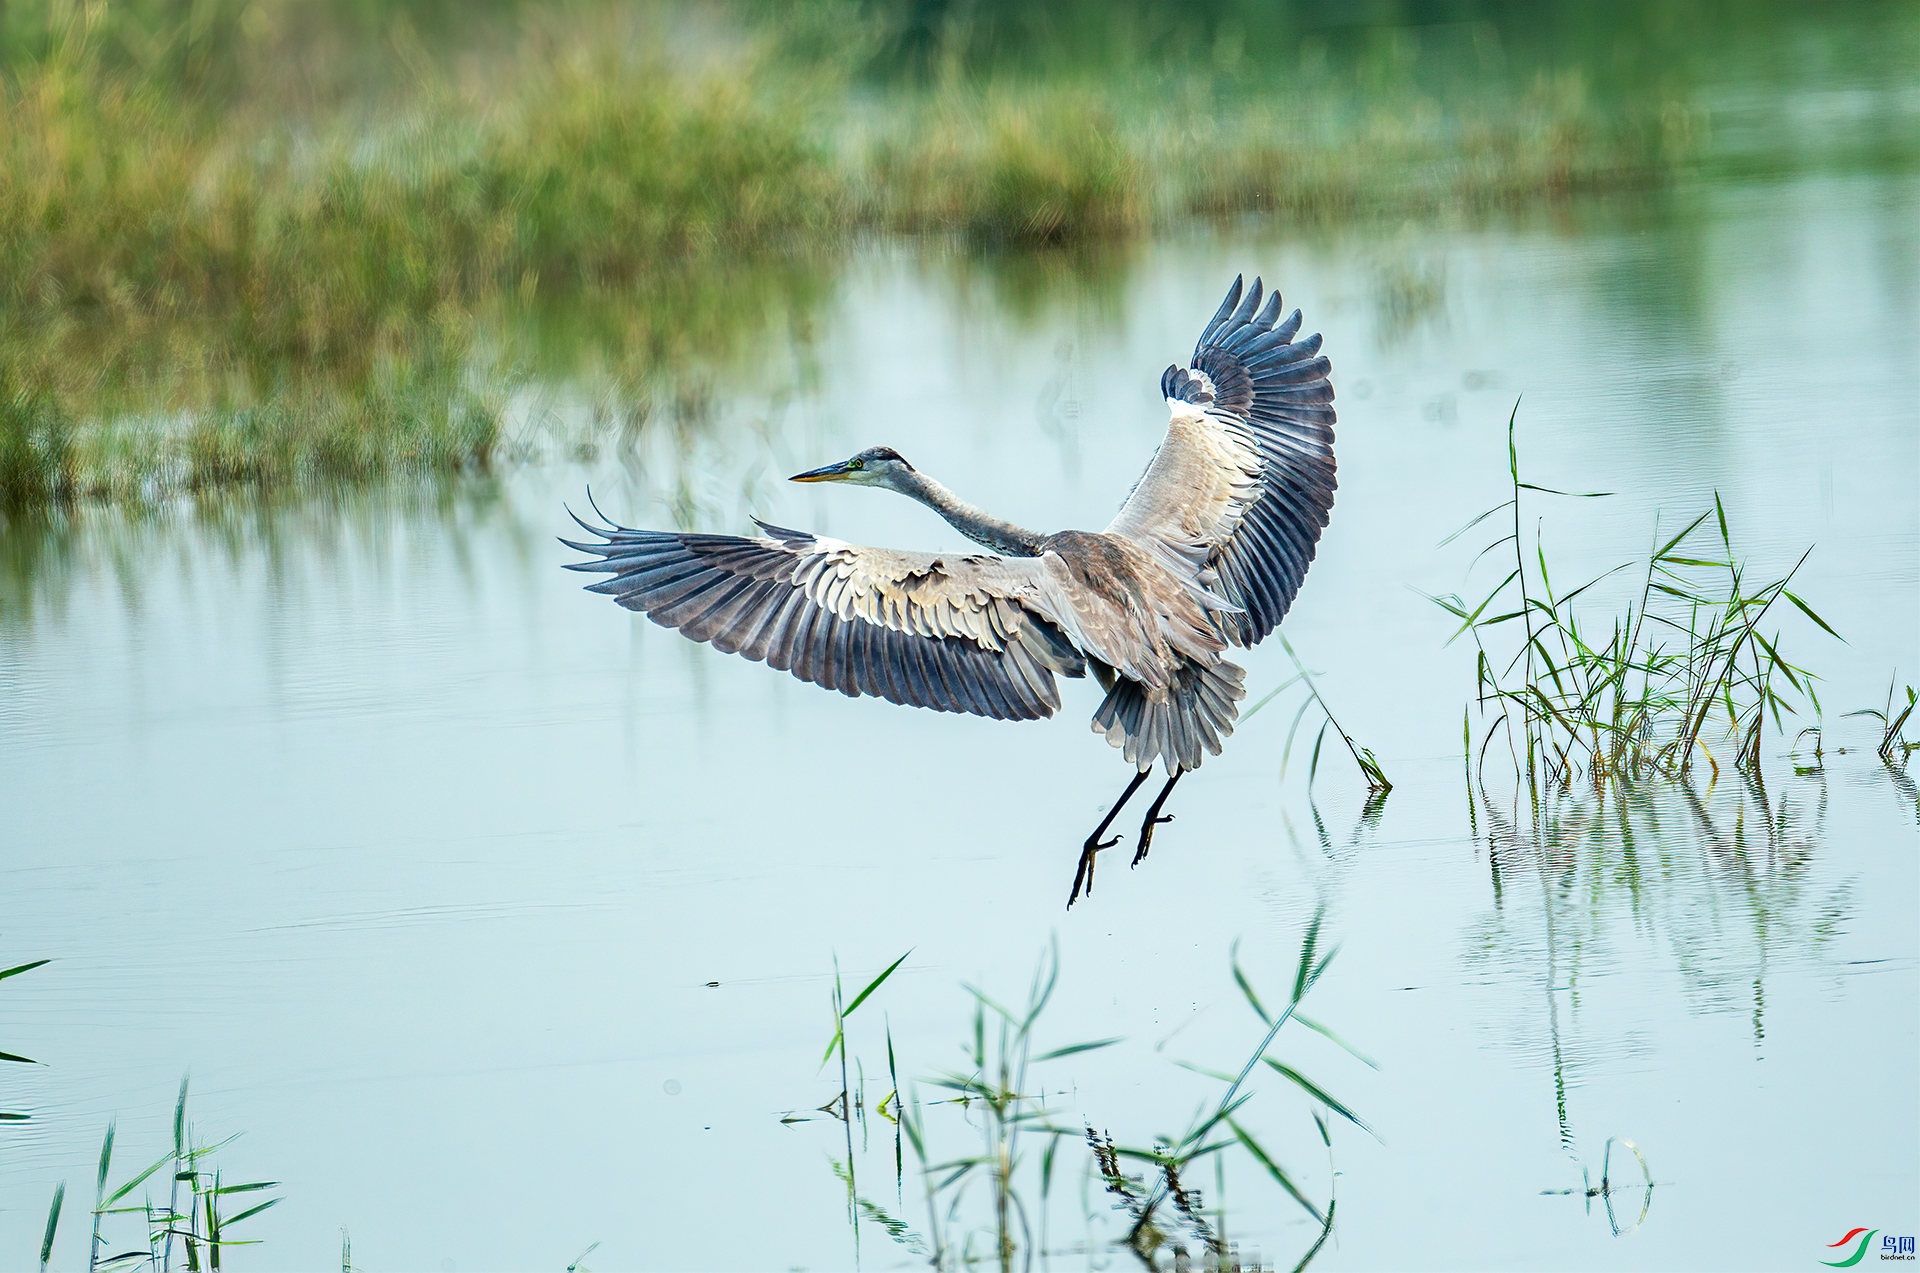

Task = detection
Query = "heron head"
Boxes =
[789,446,915,489]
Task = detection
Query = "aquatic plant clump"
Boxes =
[0,0,1731,509]
[1432,407,1837,789]
[814,912,1370,1268]
[33,1076,279,1273]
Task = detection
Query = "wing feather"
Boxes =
[1107,274,1337,646]
[563,515,1087,721]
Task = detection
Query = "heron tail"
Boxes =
[1090,658,1246,774]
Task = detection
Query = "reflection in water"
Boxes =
[0,480,515,634]
[1845,681,1920,823]
[0,254,839,508]
[924,239,1143,333]
[0,267,829,632]
[1538,1136,1656,1239]
[1466,773,1844,1167]
[1367,246,1449,351]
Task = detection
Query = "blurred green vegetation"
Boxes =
[0,0,1913,509]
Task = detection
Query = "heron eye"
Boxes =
[848,458,864,470]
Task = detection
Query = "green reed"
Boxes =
[1085,908,1369,1268]
[906,941,1118,1268]
[0,3,841,509]
[2,950,64,1273]
[1243,634,1392,798]
[1847,677,1918,769]
[2,0,1715,293]
[0,0,1745,509]
[1,954,49,1123]
[1432,404,1837,791]
[37,1075,280,1273]
[819,947,912,1236]
[829,909,1368,1269]
[40,1182,65,1273]
[2,2,1906,513]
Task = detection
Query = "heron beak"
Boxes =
[789,461,853,483]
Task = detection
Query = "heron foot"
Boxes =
[1129,771,1186,869]
[1068,834,1118,908]
[1132,814,1174,867]
[1066,769,1156,911]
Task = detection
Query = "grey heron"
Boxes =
[563,276,1336,906]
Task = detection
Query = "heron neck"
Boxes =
[894,471,1046,557]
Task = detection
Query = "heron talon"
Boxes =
[1069,769,1159,909]
[1069,852,1095,908]
[1069,834,1123,908]
[1131,780,1182,867]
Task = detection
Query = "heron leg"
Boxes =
[1068,768,1154,909]
[1131,770,1185,867]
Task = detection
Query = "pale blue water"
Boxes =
[1,172,1915,1270]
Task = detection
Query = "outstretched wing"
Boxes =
[1107,275,1337,646]
[563,513,1086,721]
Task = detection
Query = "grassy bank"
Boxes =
[3,4,1708,321]
[0,0,1911,509]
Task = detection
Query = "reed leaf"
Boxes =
[40,1181,64,1273]
[1226,1119,1323,1224]
[844,951,912,1019]
[1261,1061,1377,1139]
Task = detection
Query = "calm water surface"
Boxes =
[2,173,1916,1270]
